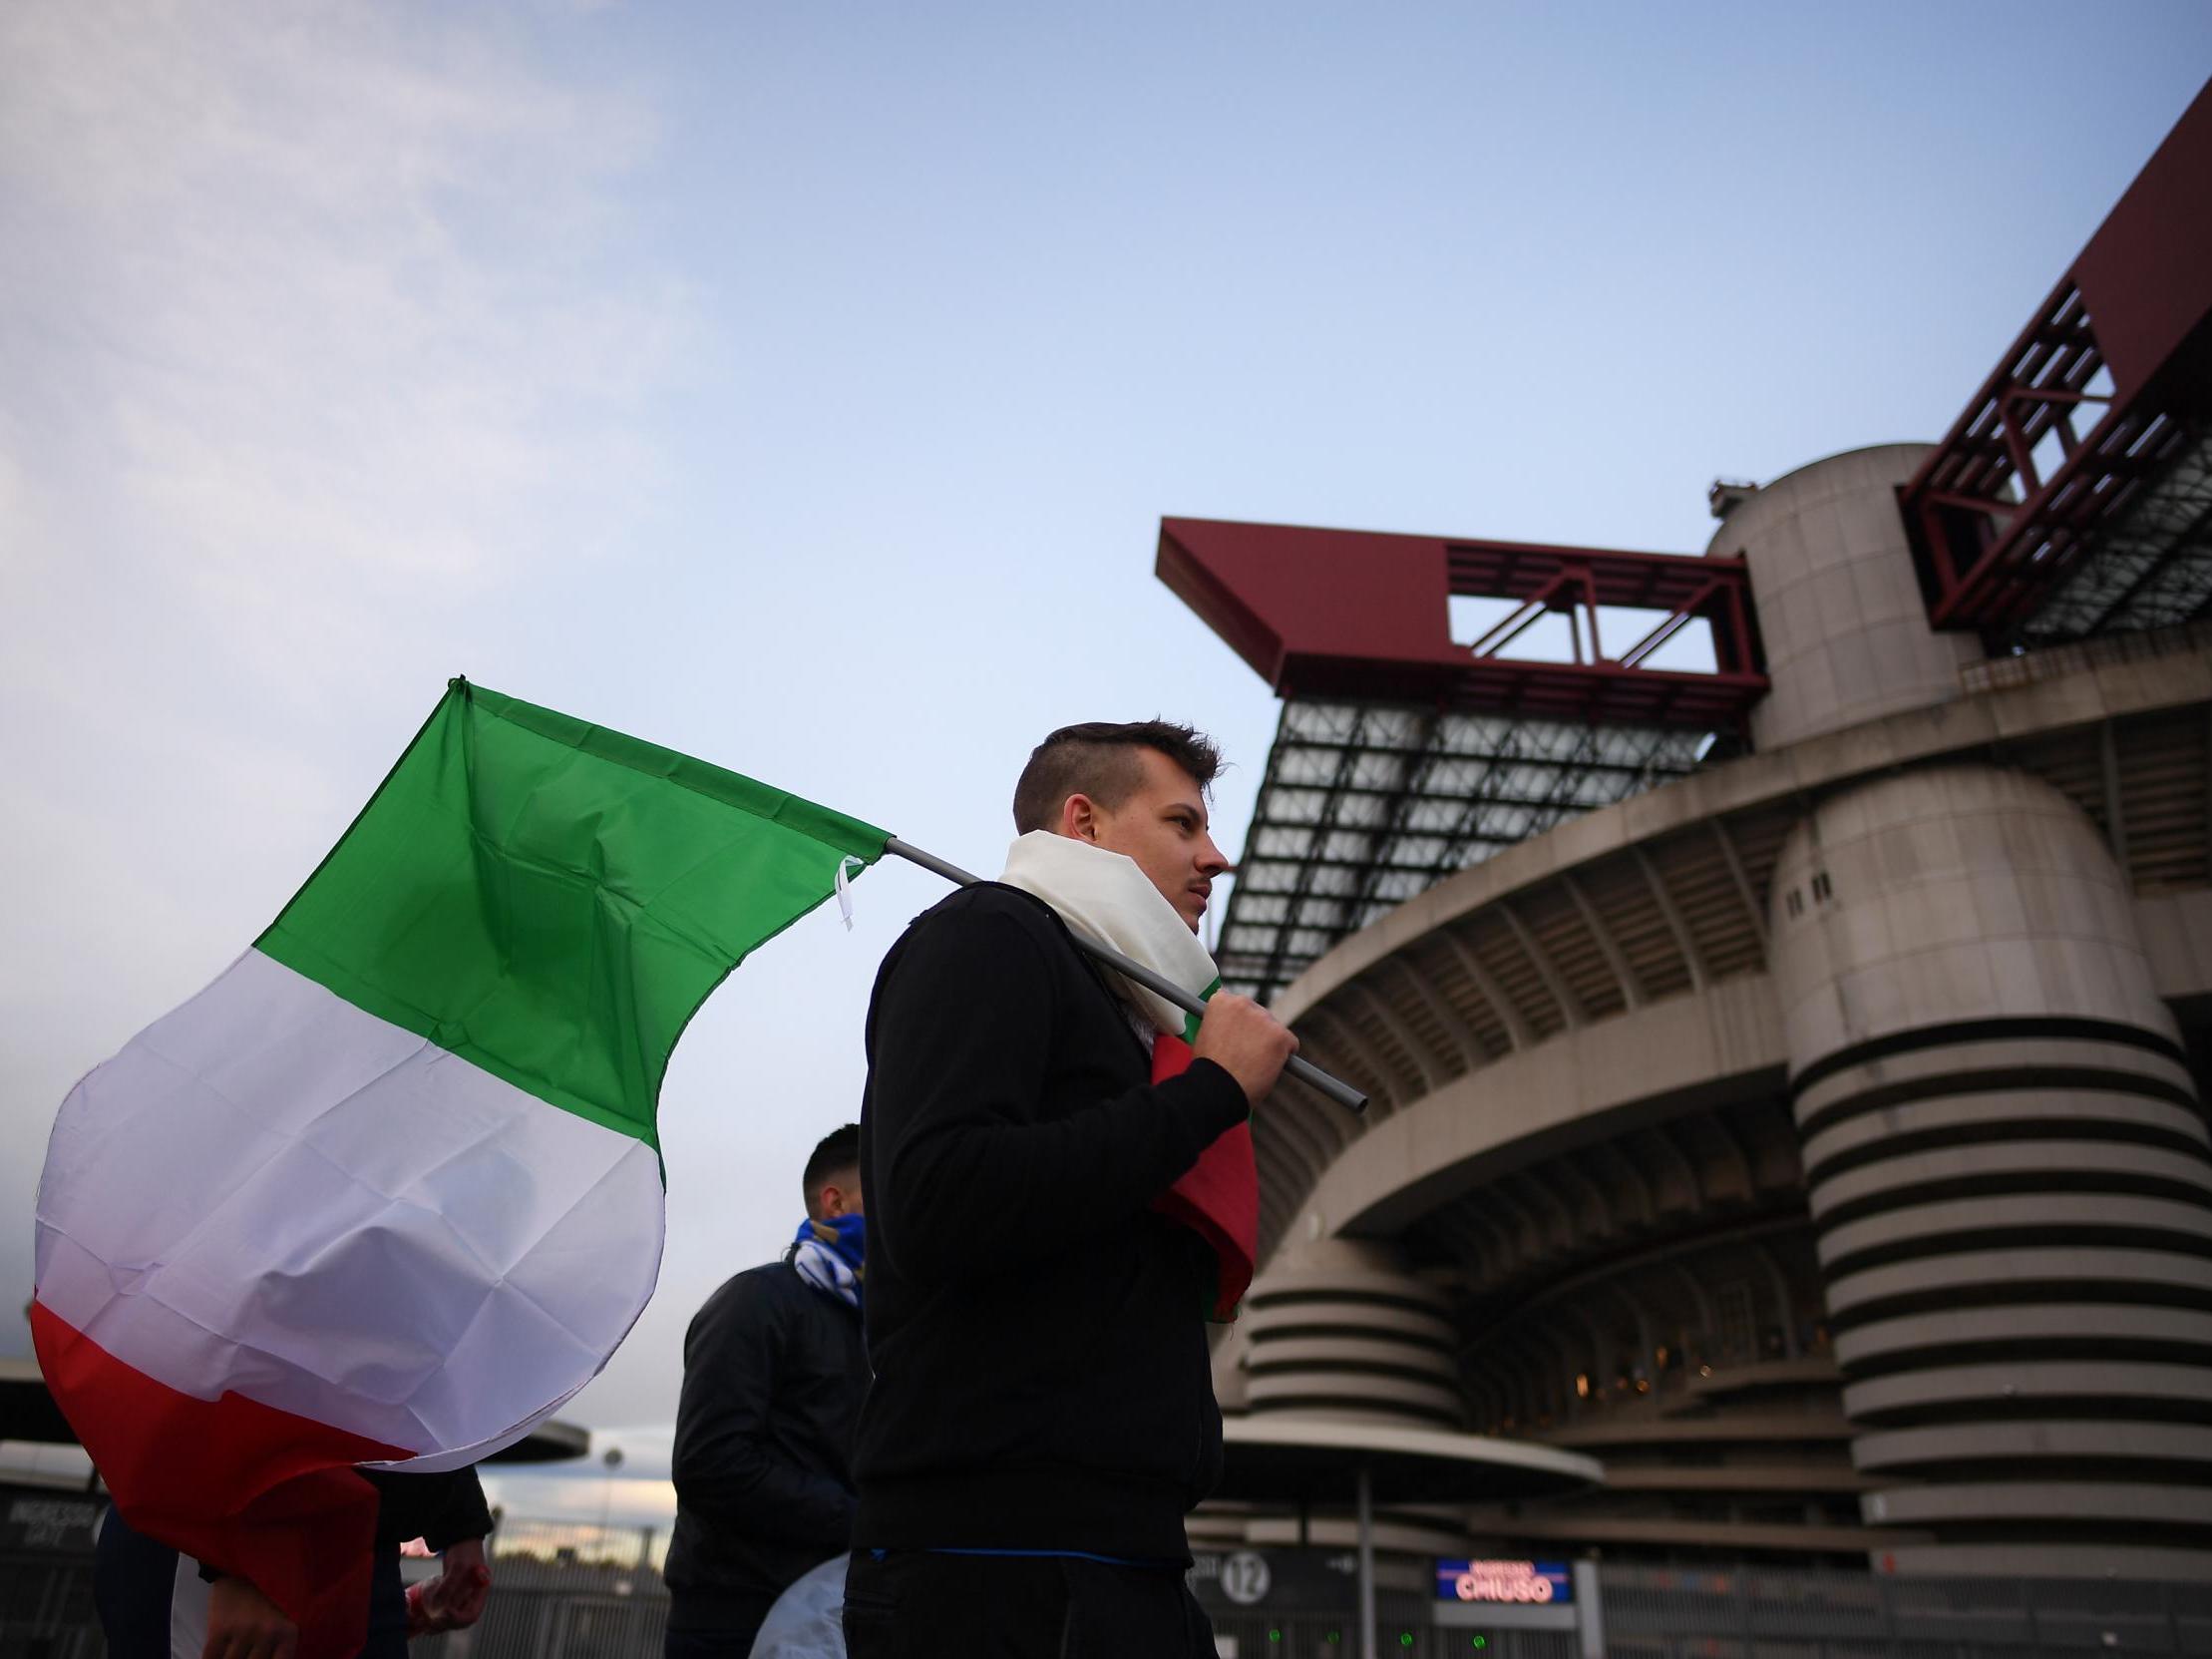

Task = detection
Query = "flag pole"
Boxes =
[883,837,1367,1115]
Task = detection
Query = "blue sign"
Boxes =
[1435,1559,1573,1605]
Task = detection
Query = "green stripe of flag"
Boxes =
[257,679,891,1149]
[1183,978,1222,1045]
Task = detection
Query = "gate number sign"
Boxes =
[1220,1551,1274,1605]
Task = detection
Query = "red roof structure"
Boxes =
[1158,519,1767,730]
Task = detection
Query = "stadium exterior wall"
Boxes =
[1211,450,2212,1581]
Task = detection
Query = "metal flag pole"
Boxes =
[883,837,1367,1115]
[1355,1460,1378,1659]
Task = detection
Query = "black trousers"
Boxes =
[663,1592,778,1659]
[842,1549,1216,1659]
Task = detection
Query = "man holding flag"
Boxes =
[33,679,1318,1655]
[846,721,1296,1656]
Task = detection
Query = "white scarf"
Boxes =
[998,830,1222,1040]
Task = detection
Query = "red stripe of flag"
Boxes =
[32,1300,412,1658]
[1148,1032,1260,1320]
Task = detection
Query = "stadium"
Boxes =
[8,60,2208,1659]
[1172,80,2212,1656]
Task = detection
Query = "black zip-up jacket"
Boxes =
[852,883,1250,1562]
[664,1256,867,1620]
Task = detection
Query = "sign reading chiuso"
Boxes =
[1435,1559,1575,1605]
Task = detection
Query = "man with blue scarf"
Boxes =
[666,1125,870,1657]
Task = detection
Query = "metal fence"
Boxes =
[1209,1609,1576,1657]
[16,1510,2212,1658]
[2,1489,106,1659]
[414,1519,671,1659]
[0,1509,680,1659]
[1599,1562,2212,1659]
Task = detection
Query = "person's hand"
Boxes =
[1191,993,1298,1103]
[203,1575,297,1659]
[406,1537,493,1635]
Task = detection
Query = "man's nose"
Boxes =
[1197,835,1231,875]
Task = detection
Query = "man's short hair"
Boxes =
[802,1124,861,1214]
[1011,720,1224,834]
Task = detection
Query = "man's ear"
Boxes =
[1058,792,1101,842]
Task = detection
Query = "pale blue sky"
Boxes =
[3,2,2206,1522]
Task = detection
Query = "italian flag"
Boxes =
[32,679,888,1657]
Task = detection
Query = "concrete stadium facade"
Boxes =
[1200,444,2212,1583]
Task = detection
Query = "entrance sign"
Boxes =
[1436,1559,1575,1605]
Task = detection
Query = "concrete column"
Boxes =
[1709,443,1985,750]
[1230,1238,1473,1560]
[1239,1237,1463,1429]
[1770,762,2212,1581]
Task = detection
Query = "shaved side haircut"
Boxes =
[1011,720,1224,835]
[802,1123,861,1216]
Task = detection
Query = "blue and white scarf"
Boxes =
[792,1214,865,1311]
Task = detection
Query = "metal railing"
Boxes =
[415,1519,671,1659]
[15,1512,2212,1658]
[1599,1561,2212,1658]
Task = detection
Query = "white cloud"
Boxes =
[2,0,686,611]
[0,0,694,1349]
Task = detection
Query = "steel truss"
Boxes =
[2021,432,2212,642]
[1900,277,2205,640]
[1900,84,2212,643]
[1216,698,1706,1000]
[1444,540,1765,726]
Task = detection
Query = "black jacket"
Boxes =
[361,1467,493,1552]
[852,883,1249,1562]
[664,1256,868,1614]
[188,1468,490,1585]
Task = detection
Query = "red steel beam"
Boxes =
[1902,81,2212,633]
[1156,517,1766,731]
